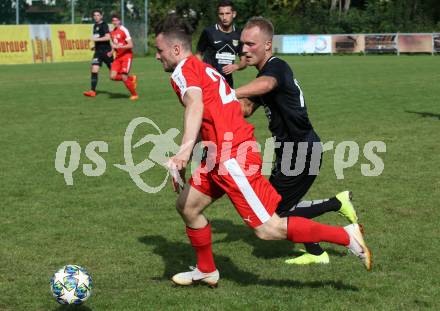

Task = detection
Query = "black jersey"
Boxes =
[93,21,111,52]
[255,56,319,157]
[196,24,242,87]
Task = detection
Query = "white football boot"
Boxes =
[171,266,219,287]
[344,224,373,271]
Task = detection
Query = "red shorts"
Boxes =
[111,54,133,74]
[189,151,281,228]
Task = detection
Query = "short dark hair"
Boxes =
[154,14,193,50]
[217,0,235,11]
[111,13,120,20]
[92,9,103,16]
[244,16,274,39]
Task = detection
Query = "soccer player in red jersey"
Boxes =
[154,15,372,287]
[109,14,138,100]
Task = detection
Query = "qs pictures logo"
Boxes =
[55,117,180,193]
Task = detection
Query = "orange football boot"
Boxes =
[83,90,96,97]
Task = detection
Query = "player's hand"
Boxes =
[166,155,189,193]
[171,168,186,193]
[222,64,239,75]
[106,51,113,57]
[167,155,189,171]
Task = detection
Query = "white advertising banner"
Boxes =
[276,35,332,54]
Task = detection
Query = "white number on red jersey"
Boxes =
[205,67,237,105]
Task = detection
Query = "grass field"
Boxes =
[1,55,439,310]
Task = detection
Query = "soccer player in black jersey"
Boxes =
[83,9,113,97]
[196,0,246,88]
[236,17,364,265]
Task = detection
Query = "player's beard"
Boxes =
[162,61,174,72]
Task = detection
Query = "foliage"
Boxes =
[0,0,28,24]
[2,0,440,32]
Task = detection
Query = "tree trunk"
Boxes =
[344,0,351,12]
[330,0,338,11]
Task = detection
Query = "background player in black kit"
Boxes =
[236,17,361,265]
[83,9,113,97]
[196,0,246,88]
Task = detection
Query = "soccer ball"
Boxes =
[50,265,93,305]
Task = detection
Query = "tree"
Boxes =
[330,0,351,14]
[0,0,28,24]
[74,0,119,22]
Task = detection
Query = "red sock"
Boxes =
[123,78,137,96]
[287,216,349,246]
[113,74,123,81]
[186,224,216,273]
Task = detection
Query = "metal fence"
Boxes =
[2,0,149,54]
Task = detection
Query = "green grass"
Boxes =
[1,55,439,310]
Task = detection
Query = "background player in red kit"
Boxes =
[109,14,138,100]
[154,15,372,287]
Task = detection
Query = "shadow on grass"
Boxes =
[211,219,347,259]
[405,110,440,120]
[97,90,129,99]
[138,234,358,291]
[53,305,92,311]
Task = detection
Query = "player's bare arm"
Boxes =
[235,76,277,98]
[114,38,133,50]
[168,88,204,192]
[173,88,204,168]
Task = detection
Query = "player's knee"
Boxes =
[254,225,276,240]
[254,229,272,240]
[175,199,186,215]
[254,219,285,241]
[175,200,197,219]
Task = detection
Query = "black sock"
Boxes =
[282,197,341,219]
[304,243,324,256]
[91,72,98,91]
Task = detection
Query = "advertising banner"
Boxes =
[50,24,93,62]
[332,35,365,53]
[433,34,440,53]
[398,34,432,53]
[0,26,33,64]
[280,35,332,54]
[29,25,53,63]
[365,35,398,53]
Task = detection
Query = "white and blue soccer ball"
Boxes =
[50,265,93,305]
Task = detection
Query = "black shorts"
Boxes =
[273,139,323,216]
[91,50,113,69]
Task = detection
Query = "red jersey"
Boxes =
[170,55,256,164]
[110,25,132,58]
